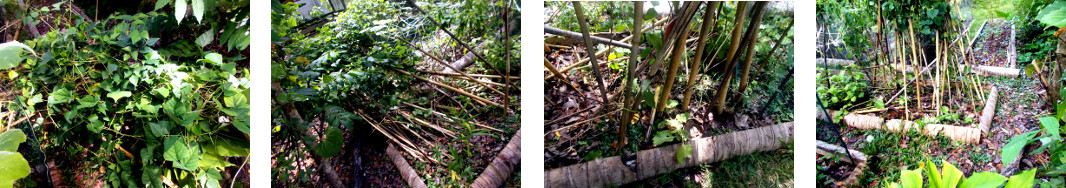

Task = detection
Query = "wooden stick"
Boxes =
[394,68,503,108]
[544,17,670,81]
[573,1,611,111]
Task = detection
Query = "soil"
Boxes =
[972,20,1014,68]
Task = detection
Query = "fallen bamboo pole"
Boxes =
[815,140,867,187]
[545,25,637,50]
[394,68,503,108]
[471,130,522,188]
[544,17,670,81]
[402,102,503,132]
[398,111,458,138]
[545,122,793,187]
[397,38,507,96]
[387,144,429,188]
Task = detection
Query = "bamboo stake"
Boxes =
[680,2,720,112]
[734,6,767,102]
[406,0,504,77]
[619,1,644,148]
[398,110,458,138]
[402,102,503,132]
[713,1,755,114]
[573,1,611,110]
[654,8,693,113]
[394,68,503,108]
[416,69,518,80]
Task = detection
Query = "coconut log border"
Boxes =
[840,87,999,144]
[544,122,794,187]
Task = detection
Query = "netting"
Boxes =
[816,95,854,163]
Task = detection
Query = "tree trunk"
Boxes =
[842,113,983,144]
[545,122,793,187]
[680,2,720,112]
[1051,33,1065,104]
[471,130,521,188]
[978,87,999,135]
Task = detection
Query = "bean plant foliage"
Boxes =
[0,0,249,187]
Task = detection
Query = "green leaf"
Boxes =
[644,8,658,20]
[155,0,172,10]
[0,151,31,188]
[1001,130,1039,164]
[1005,169,1036,188]
[314,126,344,157]
[196,29,215,48]
[676,144,692,164]
[86,114,103,133]
[959,172,1007,188]
[900,168,923,188]
[174,0,188,23]
[203,53,224,65]
[148,121,172,137]
[191,0,205,23]
[923,159,943,187]
[141,166,163,187]
[942,160,963,188]
[0,41,36,70]
[212,138,249,157]
[1038,116,1060,140]
[0,130,26,152]
[1036,0,1066,28]
[163,136,200,171]
[107,91,132,101]
[48,88,72,105]
[652,130,675,146]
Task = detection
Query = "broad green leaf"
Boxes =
[0,129,26,152]
[204,53,224,65]
[196,29,215,48]
[107,91,132,101]
[47,88,72,105]
[212,137,249,157]
[652,130,675,146]
[900,168,923,188]
[644,8,658,20]
[676,144,692,164]
[1038,116,1060,140]
[87,114,103,133]
[1005,169,1036,188]
[0,151,31,188]
[942,160,963,188]
[314,126,344,157]
[148,121,172,137]
[924,159,943,187]
[0,41,36,70]
[1036,0,1066,28]
[163,136,200,171]
[191,0,205,23]
[959,171,1007,188]
[175,0,188,23]
[1001,130,1040,164]
[155,0,172,10]
[141,165,163,187]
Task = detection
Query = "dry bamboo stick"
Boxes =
[573,1,610,109]
[402,102,503,132]
[397,38,507,96]
[394,68,503,108]
[416,69,518,80]
[398,111,458,138]
[544,17,670,81]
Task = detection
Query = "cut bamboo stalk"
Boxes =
[714,2,762,114]
[619,1,645,146]
[471,130,521,188]
[415,69,518,80]
[735,8,766,100]
[654,12,692,113]
[680,2,720,112]
[407,0,503,77]
[544,58,577,90]
[398,111,458,138]
[394,68,503,108]
[544,17,670,81]
[387,144,429,188]
[545,122,793,187]
[979,87,998,135]
[397,38,507,96]
[402,102,503,132]
[545,25,637,50]
[573,1,611,109]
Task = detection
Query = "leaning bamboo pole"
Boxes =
[471,130,522,188]
[734,9,765,101]
[680,2,720,112]
[416,69,519,80]
[271,83,346,188]
[545,122,793,187]
[573,1,611,108]
[393,68,503,108]
[712,1,753,114]
[544,17,670,81]
[654,9,693,113]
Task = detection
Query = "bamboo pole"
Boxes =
[544,17,670,81]
[271,84,346,188]
[619,1,644,147]
[397,38,507,96]
[394,68,503,108]
[417,69,518,80]
[734,5,767,101]
[573,1,611,109]
[713,2,757,114]
[406,0,504,77]
[654,8,693,113]
[680,2,720,112]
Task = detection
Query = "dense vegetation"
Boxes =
[271,0,519,186]
[0,0,249,187]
